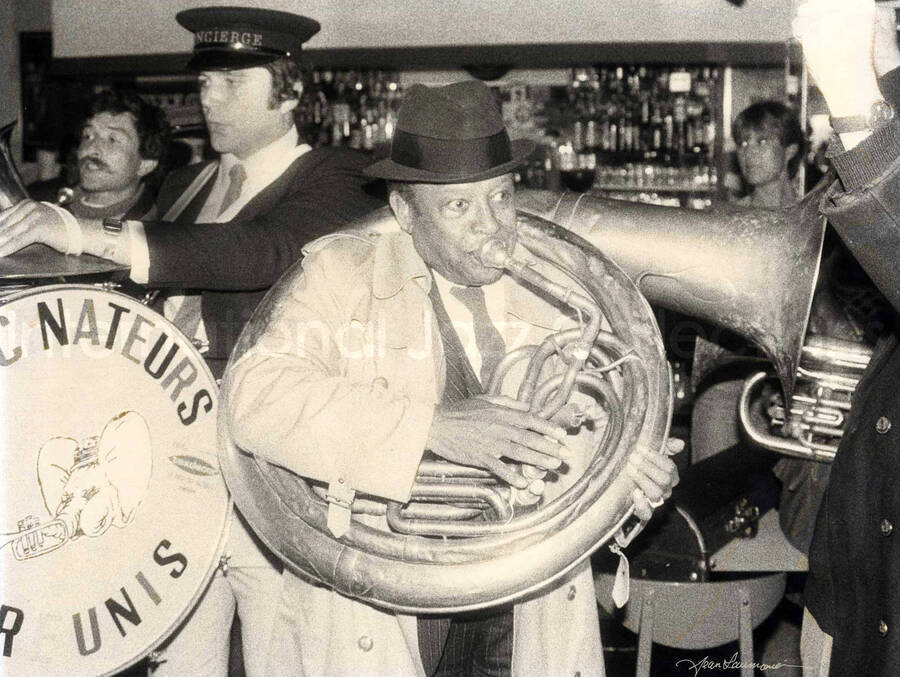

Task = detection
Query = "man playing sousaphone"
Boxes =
[221,79,680,676]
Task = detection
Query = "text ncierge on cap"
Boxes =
[194,30,263,47]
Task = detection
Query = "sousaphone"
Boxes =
[220,206,673,613]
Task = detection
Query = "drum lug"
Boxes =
[219,553,232,575]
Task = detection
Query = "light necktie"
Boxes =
[217,163,246,216]
[450,285,506,387]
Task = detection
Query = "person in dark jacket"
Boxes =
[0,7,382,378]
[0,7,383,676]
[793,1,900,675]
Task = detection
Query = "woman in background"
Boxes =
[732,100,805,209]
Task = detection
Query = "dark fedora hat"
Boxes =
[177,6,320,72]
[365,80,535,184]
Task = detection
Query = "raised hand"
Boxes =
[792,0,881,117]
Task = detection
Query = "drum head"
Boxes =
[0,285,229,676]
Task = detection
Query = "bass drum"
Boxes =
[0,284,229,677]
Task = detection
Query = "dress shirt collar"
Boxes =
[367,219,560,333]
[430,269,507,329]
[213,125,310,221]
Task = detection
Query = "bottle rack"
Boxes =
[254,65,724,204]
[556,65,721,202]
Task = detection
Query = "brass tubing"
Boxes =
[739,371,836,462]
[386,484,514,536]
[482,238,603,419]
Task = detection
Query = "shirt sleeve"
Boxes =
[126,220,151,284]
[826,119,900,191]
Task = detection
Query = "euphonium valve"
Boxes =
[219,208,673,613]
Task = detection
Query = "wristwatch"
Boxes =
[830,100,896,134]
[101,217,124,258]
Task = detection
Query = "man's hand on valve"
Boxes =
[0,199,68,257]
[426,395,567,490]
[628,438,683,521]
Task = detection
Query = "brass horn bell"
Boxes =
[517,189,826,410]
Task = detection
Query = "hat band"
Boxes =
[195,41,288,57]
[391,129,513,176]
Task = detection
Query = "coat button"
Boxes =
[882,519,894,536]
[567,585,577,601]
[879,620,889,636]
[876,416,892,434]
[358,635,374,651]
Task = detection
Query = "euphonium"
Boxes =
[219,208,672,613]
[517,188,865,464]
[0,120,29,210]
[739,336,871,462]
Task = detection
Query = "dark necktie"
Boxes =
[450,285,506,388]
[217,163,246,216]
[428,283,482,403]
[420,282,514,676]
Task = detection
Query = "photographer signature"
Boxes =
[676,652,802,676]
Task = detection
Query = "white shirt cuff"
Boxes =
[40,202,83,255]
[127,220,150,284]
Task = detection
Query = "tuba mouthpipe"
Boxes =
[483,238,604,419]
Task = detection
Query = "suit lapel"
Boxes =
[232,150,314,222]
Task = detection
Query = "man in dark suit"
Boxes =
[0,6,382,676]
[794,1,900,675]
